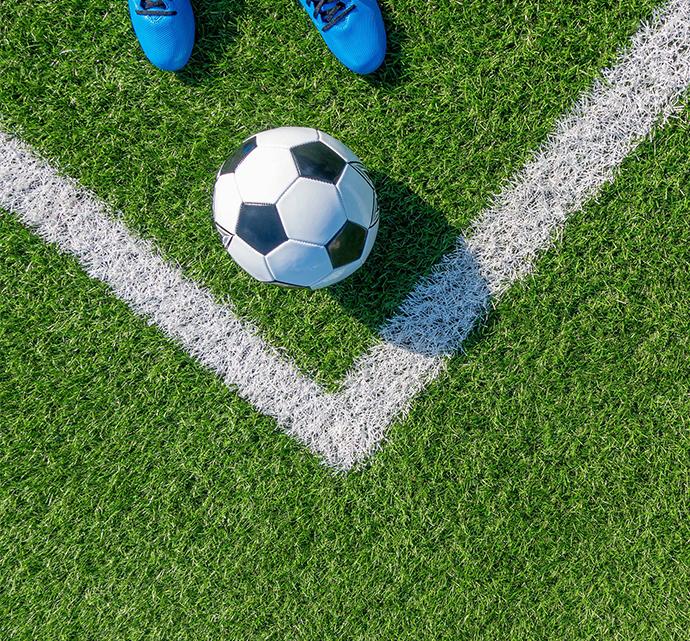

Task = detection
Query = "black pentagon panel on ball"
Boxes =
[236,203,288,255]
[327,220,367,268]
[219,137,257,175]
[291,141,346,183]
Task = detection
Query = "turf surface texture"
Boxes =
[1,1,689,638]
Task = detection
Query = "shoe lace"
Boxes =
[136,0,177,15]
[306,0,355,32]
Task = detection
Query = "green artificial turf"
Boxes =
[2,111,689,639]
[0,0,663,386]
[1,1,689,639]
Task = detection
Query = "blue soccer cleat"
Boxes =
[128,0,195,72]
[299,0,387,75]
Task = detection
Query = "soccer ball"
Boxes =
[212,127,379,289]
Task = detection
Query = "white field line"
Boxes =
[1,0,689,471]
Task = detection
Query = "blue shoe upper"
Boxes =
[128,0,195,72]
[299,0,386,75]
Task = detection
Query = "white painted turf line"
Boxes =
[1,0,689,470]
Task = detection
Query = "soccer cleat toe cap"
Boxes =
[300,0,387,75]
[128,0,195,72]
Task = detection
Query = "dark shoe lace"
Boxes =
[306,0,355,32]
[136,0,177,16]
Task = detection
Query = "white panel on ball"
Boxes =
[371,189,380,225]
[312,259,363,289]
[337,164,375,229]
[213,173,243,234]
[228,236,274,282]
[318,131,360,163]
[234,147,298,204]
[255,127,319,149]
[266,240,333,287]
[361,220,379,262]
[277,178,347,245]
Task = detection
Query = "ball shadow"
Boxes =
[177,0,246,85]
[327,170,459,333]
